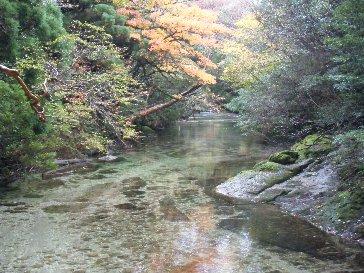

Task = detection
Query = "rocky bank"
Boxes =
[216,133,364,247]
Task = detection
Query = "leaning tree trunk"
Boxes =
[0,64,45,122]
[127,84,202,124]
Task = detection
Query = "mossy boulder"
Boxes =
[292,134,333,159]
[254,161,283,172]
[268,150,299,165]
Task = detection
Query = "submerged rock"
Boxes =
[122,177,147,189]
[42,202,88,213]
[123,189,145,198]
[159,196,189,221]
[25,178,65,191]
[55,158,90,166]
[42,163,97,179]
[246,206,344,259]
[114,203,144,211]
[0,201,26,207]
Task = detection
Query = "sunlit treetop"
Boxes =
[222,13,280,88]
[117,0,230,84]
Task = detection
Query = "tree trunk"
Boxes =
[127,84,203,124]
[0,64,45,122]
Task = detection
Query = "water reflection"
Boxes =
[0,113,362,273]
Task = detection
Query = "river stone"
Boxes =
[273,163,341,218]
[122,177,147,189]
[246,206,344,259]
[159,196,189,221]
[114,203,144,210]
[42,202,88,213]
[97,155,126,163]
[42,163,97,179]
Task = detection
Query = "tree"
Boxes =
[222,13,280,89]
[115,0,229,123]
[118,0,228,84]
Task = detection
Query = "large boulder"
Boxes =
[215,159,313,203]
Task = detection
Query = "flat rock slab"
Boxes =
[215,159,313,203]
[273,163,340,213]
[216,170,280,202]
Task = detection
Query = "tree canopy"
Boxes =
[0,0,363,182]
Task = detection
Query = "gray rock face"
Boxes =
[273,163,340,214]
[215,159,354,240]
[216,159,313,203]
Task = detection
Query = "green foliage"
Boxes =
[91,3,130,40]
[223,0,363,139]
[326,0,364,92]
[328,129,364,221]
[333,190,364,221]
[0,0,66,63]
[0,81,56,183]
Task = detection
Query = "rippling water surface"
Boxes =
[0,113,362,273]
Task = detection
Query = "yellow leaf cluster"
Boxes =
[118,1,230,84]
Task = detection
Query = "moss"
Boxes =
[140,126,156,135]
[268,150,299,165]
[292,134,333,159]
[326,188,364,222]
[254,161,283,172]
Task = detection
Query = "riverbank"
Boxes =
[216,131,364,249]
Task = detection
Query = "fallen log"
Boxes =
[127,84,202,124]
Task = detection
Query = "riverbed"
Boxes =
[0,113,362,273]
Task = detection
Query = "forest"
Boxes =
[0,0,363,271]
[0,0,362,182]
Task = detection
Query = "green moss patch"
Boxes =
[268,150,299,165]
[292,134,333,159]
[254,161,283,172]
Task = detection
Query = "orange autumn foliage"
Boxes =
[118,0,229,84]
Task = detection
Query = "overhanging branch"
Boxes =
[0,64,45,122]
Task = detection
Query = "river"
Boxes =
[0,113,362,273]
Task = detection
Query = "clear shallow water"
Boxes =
[0,113,362,273]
